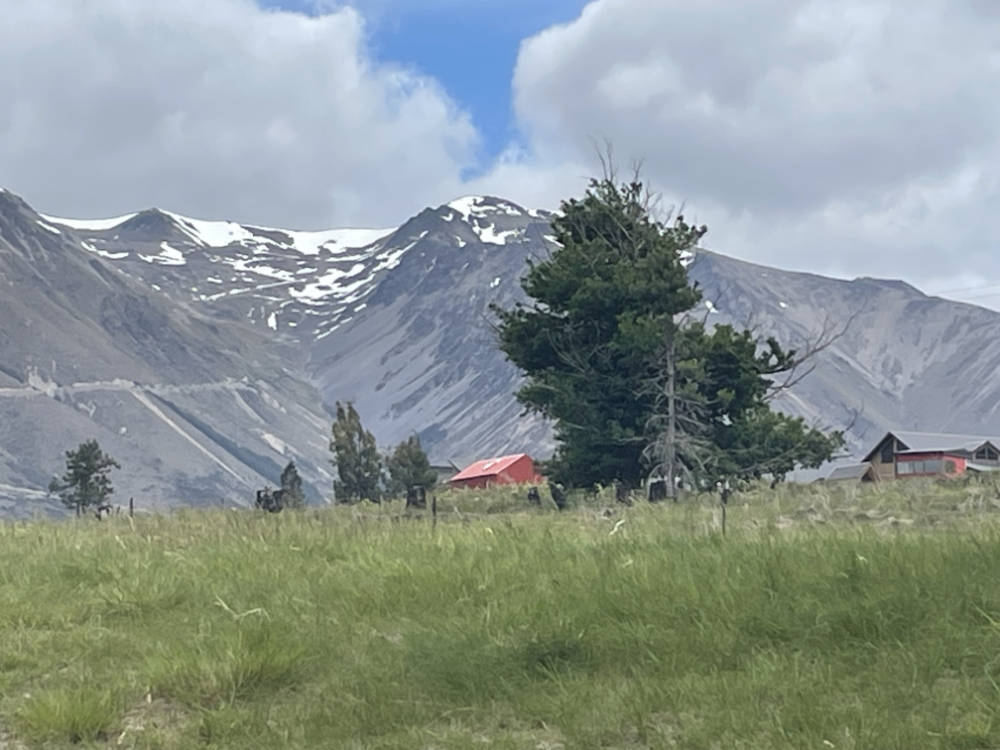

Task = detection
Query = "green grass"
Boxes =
[3,479,1000,747]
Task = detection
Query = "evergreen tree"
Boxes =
[385,435,437,496]
[49,439,121,515]
[329,401,382,503]
[280,460,305,509]
[493,176,842,489]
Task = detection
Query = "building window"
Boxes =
[899,459,945,475]
[975,446,998,461]
[880,439,895,463]
[945,460,957,474]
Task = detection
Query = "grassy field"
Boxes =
[3,479,1000,748]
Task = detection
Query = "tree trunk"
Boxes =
[665,326,677,502]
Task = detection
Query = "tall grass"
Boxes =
[1,481,1000,747]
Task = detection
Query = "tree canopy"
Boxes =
[330,401,382,503]
[49,439,121,514]
[280,460,305,509]
[493,177,842,490]
[385,435,437,497]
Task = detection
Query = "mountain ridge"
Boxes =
[3,186,1000,515]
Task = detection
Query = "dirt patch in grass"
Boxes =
[0,721,27,750]
[115,696,191,746]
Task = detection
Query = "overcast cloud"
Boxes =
[506,0,1000,294]
[0,0,476,228]
[1,0,998,298]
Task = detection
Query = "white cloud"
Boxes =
[499,0,1000,297]
[5,0,1000,303]
[0,0,477,228]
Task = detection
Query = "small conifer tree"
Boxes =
[280,460,306,509]
[385,435,437,497]
[49,439,121,516]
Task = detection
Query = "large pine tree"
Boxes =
[493,177,841,489]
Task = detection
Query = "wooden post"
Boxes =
[129,497,134,518]
[431,494,437,530]
[664,325,678,502]
[406,486,427,510]
[720,485,731,536]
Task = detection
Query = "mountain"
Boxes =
[4,186,1000,514]
[0,189,334,516]
[688,251,1000,455]
[42,195,560,466]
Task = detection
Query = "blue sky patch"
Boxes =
[258,0,587,166]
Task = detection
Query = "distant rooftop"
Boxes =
[864,431,1000,460]
[826,463,874,481]
[449,454,529,482]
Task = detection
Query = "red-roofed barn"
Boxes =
[448,454,542,490]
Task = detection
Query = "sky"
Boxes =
[1,0,998,306]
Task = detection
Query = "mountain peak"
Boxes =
[423,196,553,248]
[443,195,539,221]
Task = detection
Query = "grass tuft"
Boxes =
[16,685,121,745]
[147,621,307,708]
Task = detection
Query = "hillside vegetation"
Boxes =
[3,480,1000,748]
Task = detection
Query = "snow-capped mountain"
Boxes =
[42,195,551,346]
[40,207,398,341]
[0,189,335,516]
[36,195,559,466]
[5,184,1000,514]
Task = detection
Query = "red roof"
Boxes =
[449,454,530,482]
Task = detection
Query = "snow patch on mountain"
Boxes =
[279,227,396,255]
[291,263,368,303]
[41,212,137,231]
[445,197,530,246]
[447,196,525,221]
[46,207,395,257]
[156,211,253,248]
[139,242,186,266]
[448,196,491,222]
[257,430,288,455]
[478,225,522,245]
[36,220,62,235]
[159,242,185,265]
[80,241,128,260]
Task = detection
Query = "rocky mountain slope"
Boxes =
[0,189,334,516]
[45,195,559,466]
[4,186,1000,514]
[688,251,1000,455]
